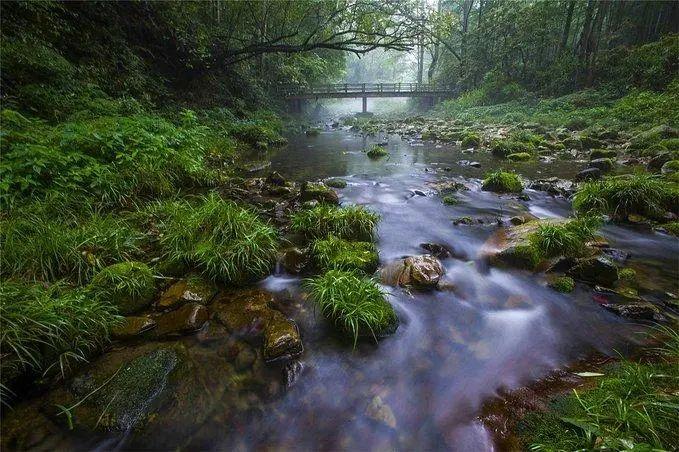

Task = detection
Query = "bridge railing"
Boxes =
[285,82,458,95]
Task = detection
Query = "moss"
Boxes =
[630,125,678,150]
[590,149,617,159]
[490,139,533,158]
[482,170,523,193]
[461,132,481,148]
[89,261,156,315]
[496,244,542,270]
[442,195,459,205]
[507,152,532,161]
[325,178,347,188]
[304,270,397,345]
[291,204,380,241]
[311,235,378,273]
[549,276,575,293]
[661,221,679,236]
[618,268,637,283]
[366,144,388,159]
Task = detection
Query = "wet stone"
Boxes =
[419,242,454,259]
[266,171,286,186]
[280,247,308,274]
[602,302,662,321]
[567,256,619,287]
[575,167,601,182]
[263,311,303,362]
[365,396,397,429]
[380,255,445,289]
[153,303,209,337]
[112,316,157,340]
[300,181,339,204]
[157,277,218,311]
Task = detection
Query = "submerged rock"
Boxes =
[380,255,444,289]
[112,316,157,340]
[300,181,339,204]
[153,303,209,337]
[365,396,396,429]
[602,302,661,321]
[567,256,619,287]
[419,243,454,259]
[157,277,218,310]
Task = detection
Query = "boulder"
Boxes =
[575,167,602,182]
[380,255,444,289]
[262,311,303,362]
[588,158,614,173]
[300,181,339,204]
[153,303,209,337]
[112,316,157,340]
[567,256,618,287]
[157,277,218,310]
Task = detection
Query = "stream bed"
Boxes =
[3,127,678,452]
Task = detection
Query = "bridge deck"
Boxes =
[286,83,456,99]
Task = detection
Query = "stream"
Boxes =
[5,126,678,452]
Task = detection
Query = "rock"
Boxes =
[469,161,481,168]
[262,311,303,362]
[453,216,474,225]
[575,167,602,182]
[413,189,427,196]
[602,302,661,321]
[157,277,218,310]
[112,316,156,340]
[648,152,672,172]
[588,158,614,173]
[153,303,209,337]
[567,256,618,287]
[195,321,229,343]
[380,255,444,289]
[266,171,286,186]
[661,160,679,175]
[365,396,396,429]
[300,181,339,204]
[325,178,347,188]
[280,247,308,274]
[266,185,293,197]
[419,242,453,259]
[241,161,271,173]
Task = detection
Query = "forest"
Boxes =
[0,1,678,451]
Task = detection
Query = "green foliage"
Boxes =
[549,276,575,293]
[0,281,120,390]
[489,138,534,158]
[521,327,679,451]
[661,221,679,236]
[481,170,523,193]
[291,204,380,241]
[1,212,144,284]
[88,262,156,315]
[619,268,637,283]
[573,173,678,219]
[442,195,458,205]
[304,270,397,345]
[366,144,388,158]
[157,193,278,284]
[311,235,378,274]
[629,124,679,151]
[528,217,602,259]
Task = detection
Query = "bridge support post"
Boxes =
[362,97,367,113]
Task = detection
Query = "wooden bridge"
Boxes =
[286,83,458,113]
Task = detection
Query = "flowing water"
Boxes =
[7,126,678,452]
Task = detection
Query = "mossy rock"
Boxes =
[89,262,156,315]
[442,195,458,205]
[157,276,218,310]
[588,157,614,173]
[661,159,679,175]
[630,125,679,150]
[461,132,481,148]
[493,244,541,271]
[366,144,388,159]
[548,276,575,293]
[300,181,339,204]
[482,171,523,193]
[660,221,679,236]
[507,152,531,161]
[325,178,347,188]
[590,149,617,159]
[305,128,321,137]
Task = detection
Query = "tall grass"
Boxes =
[311,235,378,273]
[481,170,523,193]
[528,216,602,258]
[158,193,278,283]
[304,270,397,346]
[573,173,678,219]
[291,204,380,241]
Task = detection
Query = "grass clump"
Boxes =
[291,204,380,241]
[573,173,678,219]
[520,327,679,451]
[460,132,481,148]
[0,281,120,395]
[442,195,459,205]
[528,217,601,258]
[0,212,144,284]
[88,262,156,315]
[482,170,523,193]
[549,276,575,293]
[304,270,397,345]
[158,193,278,284]
[311,235,378,274]
[489,138,533,158]
[366,144,388,159]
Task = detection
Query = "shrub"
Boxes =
[573,173,678,219]
[291,204,380,241]
[88,262,156,315]
[482,170,523,193]
[304,270,397,345]
[0,281,120,394]
[0,213,144,284]
[366,144,388,158]
[158,193,278,283]
[311,235,378,273]
[528,217,601,258]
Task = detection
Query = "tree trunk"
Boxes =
[559,0,576,55]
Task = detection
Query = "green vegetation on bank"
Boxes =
[311,235,378,273]
[520,327,679,451]
[528,217,601,259]
[482,170,523,193]
[291,204,380,241]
